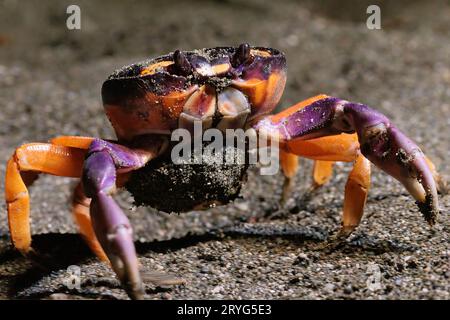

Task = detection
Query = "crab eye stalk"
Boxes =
[232,43,251,67]
[173,50,192,76]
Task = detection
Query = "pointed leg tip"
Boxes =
[310,182,322,191]
[416,195,439,226]
[280,177,294,206]
[316,226,356,252]
[125,282,145,300]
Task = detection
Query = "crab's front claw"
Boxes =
[83,147,145,299]
[355,119,439,224]
[331,100,440,224]
[257,96,441,225]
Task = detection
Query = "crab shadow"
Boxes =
[0,223,416,298]
[222,223,418,254]
[1,232,222,298]
[0,234,92,298]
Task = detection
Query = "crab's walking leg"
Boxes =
[279,151,336,203]
[72,182,108,261]
[313,161,335,188]
[341,153,371,236]
[50,136,95,149]
[279,150,298,204]
[424,156,446,193]
[281,134,371,236]
[255,95,440,225]
[82,138,166,299]
[48,135,109,260]
[5,144,86,253]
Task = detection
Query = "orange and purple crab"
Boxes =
[4,44,442,299]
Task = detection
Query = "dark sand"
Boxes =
[0,0,448,299]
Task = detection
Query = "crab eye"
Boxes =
[232,43,251,67]
[173,50,192,76]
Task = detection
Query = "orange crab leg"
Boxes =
[279,152,337,201]
[341,153,371,235]
[72,182,108,261]
[50,135,95,149]
[313,160,335,188]
[284,134,360,162]
[5,143,86,253]
[280,150,298,179]
[424,156,445,193]
[279,150,299,203]
[49,136,111,261]
[281,134,371,235]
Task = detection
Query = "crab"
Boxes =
[5,44,442,299]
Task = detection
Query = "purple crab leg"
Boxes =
[82,139,154,299]
[254,96,440,224]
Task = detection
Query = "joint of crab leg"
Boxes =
[87,139,150,170]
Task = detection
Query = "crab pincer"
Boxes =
[82,140,149,299]
[256,97,440,225]
[344,103,439,224]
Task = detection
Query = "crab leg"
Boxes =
[312,160,335,188]
[280,134,371,235]
[82,139,165,299]
[341,153,371,236]
[279,152,336,201]
[279,150,298,203]
[83,140,146,299]
[255,95,440,225]
[5,143,86,253]
[72,182,108,261]
[47,135,109,260]
[50,135,95,149]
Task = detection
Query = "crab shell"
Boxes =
[101,46,287,141]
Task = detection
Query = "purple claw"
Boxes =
[354,117,439,224]
[91,191,143,299]
[256,97,440,223]
[83,139,147,299]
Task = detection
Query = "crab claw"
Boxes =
[91,193,144,299]
[339,102,440,224]
[83,150,145,299]
[256,97,440,224]
[353,117,439,224]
